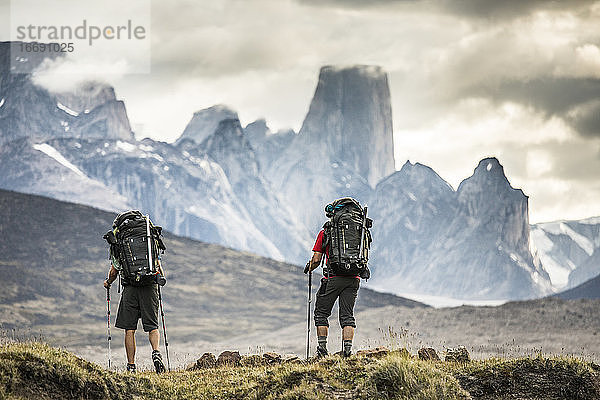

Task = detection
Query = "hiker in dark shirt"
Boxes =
[103,258,166,373]
[304,198,371,357]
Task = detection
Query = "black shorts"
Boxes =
[314,276,359,328]
[115,284,159,332]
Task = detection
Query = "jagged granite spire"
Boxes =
[299,65,395,187]
[457,157,530,252]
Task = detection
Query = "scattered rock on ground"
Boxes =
[418,347,440,361]
[356,346,390,358]
[445,346,470,363]
[217,350,242,366]
[187,352,216,370]
[263,352,282,364]
[283,354,299,363]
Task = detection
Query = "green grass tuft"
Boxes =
[362,353,470,399]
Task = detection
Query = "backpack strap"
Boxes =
[321,222,332,278]
[321,222,331,251]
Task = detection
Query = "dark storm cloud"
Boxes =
[297,0,595,19]
[297,0,415,7]
[470,78,600,138]
[570,101,600,138]
[436,0,594,19]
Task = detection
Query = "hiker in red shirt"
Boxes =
[304,197,371,357]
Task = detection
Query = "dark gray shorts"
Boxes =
[314,276,359,328]
[115,284,159,332]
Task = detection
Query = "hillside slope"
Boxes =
[556,274,600,300]
[0,189,422,356]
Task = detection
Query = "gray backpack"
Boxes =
[323,198,372,278]
[103,210,166,286]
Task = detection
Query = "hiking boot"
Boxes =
[316,345,329,358]
[126,363,136,373]
[343,348,352,358]
[152,350,166,374]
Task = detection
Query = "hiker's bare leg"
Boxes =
[148,329,160,351]
[317,326,328,337]
[125,330,136,364]
[342,326,354,341]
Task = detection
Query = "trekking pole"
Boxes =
[106,284,112,369]
[306,268,312,360]
[158,285,171,371]
[146,214,170,371]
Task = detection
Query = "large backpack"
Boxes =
[323,198,372,278]
[103,210,166,286]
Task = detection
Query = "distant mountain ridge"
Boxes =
[368,158,551,300]
[531,217,600,290]
[1,41,598,300]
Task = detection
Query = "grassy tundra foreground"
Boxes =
[1,342,599,400]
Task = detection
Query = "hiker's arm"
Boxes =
[103,265,118,288]
[309,251,323,271]
[304,252,323,274]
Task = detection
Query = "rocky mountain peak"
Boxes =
[200,118,259,179]
[458,157,524,203]
[298,65,395,187]
[458,157,531,253]
[244,119,270,143]
[53,82,117,113]
[400,160,442,178]
[0,46,133,144]
[176,104,238,146]
[382,160,455,196]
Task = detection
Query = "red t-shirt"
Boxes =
[312,229,328,259]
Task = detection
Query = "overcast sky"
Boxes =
[6,0,600,223]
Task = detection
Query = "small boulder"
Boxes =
[282,354,300,363]
[445,346,470,363]
[263,352,282,364]
[418,347,440,361]
[356,346,390,358]
[241,354,264,367]
[217,350,242,366]
[187,352,216,370]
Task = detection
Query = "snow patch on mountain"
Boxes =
[530,218,600,290]
[56,102,79,117]
[116,140,136,152]
[542,222,594,256]
[33,143,85,177]
[530,228,573,288]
